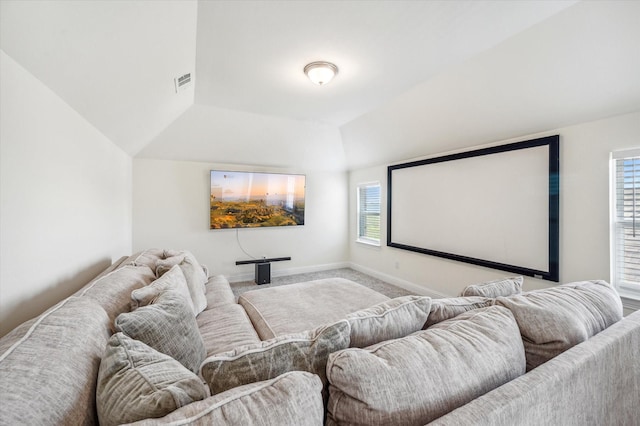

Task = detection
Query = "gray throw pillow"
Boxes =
[96,333,209,426]
[200,320,350,397]
[326,306,526,426]
[346,295,431,348]
[156,251,208,314]
[124,371,324,426]
[424,296,493,328]
[130,264,196,315]
[460,276,523,297]
[115,289,206,373]
[495,279,623,370]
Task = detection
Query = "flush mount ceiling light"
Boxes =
[304,61,338,85]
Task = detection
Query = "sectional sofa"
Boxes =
[0,248,638,425]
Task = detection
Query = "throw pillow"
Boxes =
[129,248,166,270]
[495,279,623,370]
[200,320,350,397]
[115,288,206,373]
[130,264,196,315]
[125,372,324,426]
[424,296,493,328]
[156,251,208,314]
[346,295,432,348]
[326,306,526,426]
[96,333,209,426]
[459,276,524,298]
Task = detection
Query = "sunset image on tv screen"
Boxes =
[210,171,305,229]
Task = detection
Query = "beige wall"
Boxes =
[132,159,349,281]
[0,51,132,336]
[349,111,640,312]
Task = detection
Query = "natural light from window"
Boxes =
[357,183,381,246]
[611,149,640,302]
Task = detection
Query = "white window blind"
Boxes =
[357,183,381,245]
[612,149,640,299]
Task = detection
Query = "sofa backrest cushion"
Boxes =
[123,371,324,426]
[326,306,526,426]
[424,296,493,328]
[131,264,196,315]
[115,289,206,373]
[0,296,111,425]
[345,295,432,348]
[460,276,523,298]
[79,264,156,327]
[96,333,210,426]
[200,320,350,399]
[494,279,623,370]
[156,251,208,314]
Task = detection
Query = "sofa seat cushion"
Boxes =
[200,320,350,399]
[115,289,206,373]
[238,278,389,340]
[494,279,623,370]
[124,371,324,426]
[197,304,261,357]
[346,295,432,348]
[0,296,111,426]
[326,306,526,426]
[97,333,210,426]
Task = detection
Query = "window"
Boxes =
[357,183,381,245]
[611,149,640,301]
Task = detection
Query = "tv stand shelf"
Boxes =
[235,257,291,285]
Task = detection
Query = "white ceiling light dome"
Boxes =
[304,61,338,85]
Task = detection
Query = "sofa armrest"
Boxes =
[203,275,236,308]
[428,310,640,425]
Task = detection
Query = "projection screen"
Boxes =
[387,135,559,282]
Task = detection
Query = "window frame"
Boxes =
[611,148,640,304]
[357,182,381,246]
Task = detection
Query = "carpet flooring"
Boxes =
[229,267,413,299]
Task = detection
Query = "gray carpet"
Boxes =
[230,267,412,299]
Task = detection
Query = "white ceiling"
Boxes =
[2,0,640,171]
[194,0,577,126]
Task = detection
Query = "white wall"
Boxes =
[349,111,640,307]
[132,159,349,281]
[0,51,132,336]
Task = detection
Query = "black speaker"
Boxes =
[255,263,271,285]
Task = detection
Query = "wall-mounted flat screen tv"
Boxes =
[210,170,305,229]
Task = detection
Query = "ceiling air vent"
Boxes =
[174,72,193,93]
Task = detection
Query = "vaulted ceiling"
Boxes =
[2,1,639,171]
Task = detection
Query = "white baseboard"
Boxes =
[348,262,450,299]
[227,261,351,283]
